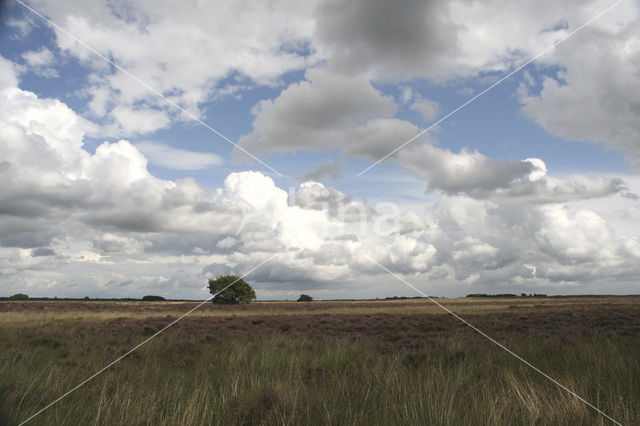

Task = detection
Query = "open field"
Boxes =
[1,297,639,425]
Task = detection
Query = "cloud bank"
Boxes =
[3,0,640,299]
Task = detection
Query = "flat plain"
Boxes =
[1,296,639,425]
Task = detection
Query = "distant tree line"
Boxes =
[0,294,170,301]
[384,296,424,300]
[466,293,547,298]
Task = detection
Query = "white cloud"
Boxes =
[21,47,52,66]
[518,2,640,166]
[411,97,440,122]
[0,56,18,90]
[21,47,59,78]
[29,0,319,135]
[135,142,223,170]
[216,237,236,250]
[535,206,618,262]
[107,105,171,136]
[2,63,634,297]
[290,181,374,223]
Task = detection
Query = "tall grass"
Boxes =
[0,318,638,425]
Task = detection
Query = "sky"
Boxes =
[0,0,639,300]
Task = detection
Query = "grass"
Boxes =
[0,298,638,425]
[2,296,637,323]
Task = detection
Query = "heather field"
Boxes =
[1,297,639,425]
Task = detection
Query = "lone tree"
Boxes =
[297,294,313,302]
[9,293,29,301]
[208,275,256,305]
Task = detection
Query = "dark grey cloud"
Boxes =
[398,144,624,202]
[299,160,344,182]
[405,146,533,195]
[315,0,459,78]
[236,69,420,159]
[0,216,55,248]
[31,247,56,257]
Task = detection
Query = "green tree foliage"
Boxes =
[297,294,313,302]
[208,275,256,305]
[9,293,29,301]
[142,295,166,301]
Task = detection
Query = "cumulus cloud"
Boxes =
[234,1,640,169]
[535,206,618,262]
[397,143,625,202]
[28,0,319,135]
[0,73,351,294]
[237,69,395,151]
[398,144,533,195]
[135,142,223,170]
[425,193,640,286]
[3,92,639,297]
[237,69,421,159]
[0,75,452,296]
[314,0,594,80]
[517,2,640,166]
[289,181,374,223]
[19,0,638,174]
[2,70,633,298]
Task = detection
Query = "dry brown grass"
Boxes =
[2,296,638,325]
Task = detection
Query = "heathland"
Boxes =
[1,296,639,425]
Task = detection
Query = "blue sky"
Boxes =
[1,0,639,299]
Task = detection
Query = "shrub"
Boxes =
[467,293,517,298]
[297,294,313,302]
[142,295,166,301]
[208,275,256,305]
[9,294,29,301]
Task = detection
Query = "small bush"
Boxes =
[9,294,29,301]
[297,294,313,302]
[142,295,166,301]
